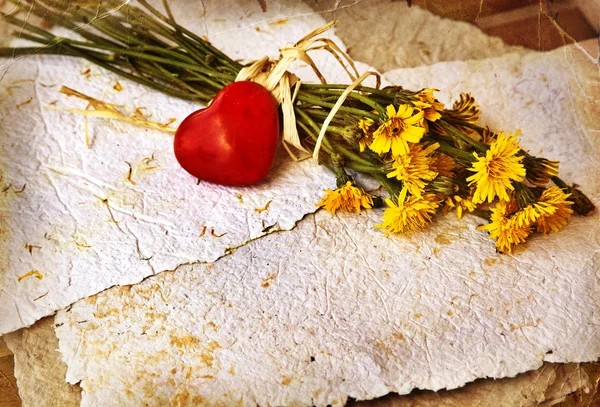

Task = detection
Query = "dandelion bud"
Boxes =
[551,177,595,216]
[341,125,361,144]
[445,93,481,124]
[514,183,536,210]
[428,175,459,196]
[331,153,345,169]
[524,155,559,186]
[569,188,595,216]
[205,53,217,65]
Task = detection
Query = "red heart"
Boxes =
[174,81,280,186]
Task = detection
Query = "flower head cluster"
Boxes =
[377,189,440,234]
[444,195,476,219]
[430,153,456,177]
[445,93,480,124]
[478,200,531,253]
[357,118,376,152]
[314,89,588,254]
[467,131,526,204]
[386,142,439,197]
[477,186,574,252]
[412,88,445,122]
[369,104,425,156]
[317,181,375,215]
[535,186,573,234]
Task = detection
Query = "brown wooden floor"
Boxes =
[0,340,20,407]
[0,1,597,406]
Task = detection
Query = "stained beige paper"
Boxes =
[349,363,596,407]
[0,0,397,335]
[3,317,82,407]
[53,40,600,406]
[313,0,527,71]
[5,317,599,407]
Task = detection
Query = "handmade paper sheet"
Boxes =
[54,41,600,406]
[0,1,541,404]
[0,0,391,335]
[0,0,528,337]
[5,318,599,407]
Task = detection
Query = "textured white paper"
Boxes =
[0,0,393,335]
[0,0,525,336]
[1,2,542,405]
[55,41,600,406]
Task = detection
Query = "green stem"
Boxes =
[135,0,241,70]
[372,173,401,199]
[302,83,392,98]
[439,121,488,153]
[435,143,476,165]
[301,88,386,115]
[336,144,382,169]
[345,162,386,174]
[0,45,113,60]
[297,93,380,121]
[52,38,235,81]
[471,209,492,220]
[296,120,333,156]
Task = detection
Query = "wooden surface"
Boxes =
[0,340,20,407]
[0,1,597,406]
[414,0,597,51]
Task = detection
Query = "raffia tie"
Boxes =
[235,21,380,163]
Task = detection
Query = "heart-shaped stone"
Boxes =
[174,81,280,186]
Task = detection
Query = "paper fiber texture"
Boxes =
[7,317,599,407]
[313,0,527,71]
[349,363,597,407]
[1,2,543,405]
[54,40,600,406]
[0,0,392,335]
[0,0,529,336]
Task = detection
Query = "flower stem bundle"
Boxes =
[1,0,595,253]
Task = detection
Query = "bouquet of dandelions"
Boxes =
[1,0,595,254]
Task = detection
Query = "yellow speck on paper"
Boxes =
[17,270,43,282]
[271,18,288,26]
[16,97,33,109]
[255,200,272,213]
[24,243,41,254]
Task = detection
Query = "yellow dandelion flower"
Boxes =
[370,104,426,156]
[387,142,439,198]
[316,181,374,214]
[430,153,456,177]
[444,195,476,219]
[535,186,573,234]
[467,131,526,204]
[358,118,375,152]
[514,204,546,228]
[376,189,440,234]
[413,88,444,122]
[477,200,531,253]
